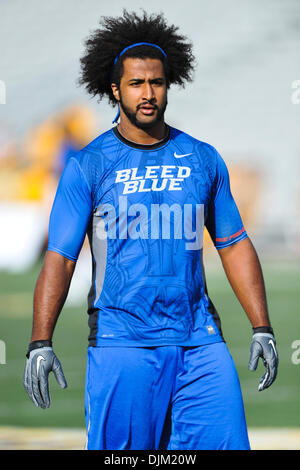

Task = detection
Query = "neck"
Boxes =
[117,114,166,145]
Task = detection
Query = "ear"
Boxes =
[111,83,120,102]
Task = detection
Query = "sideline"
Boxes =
[0,426,299,450]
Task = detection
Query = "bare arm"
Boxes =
[218,237,271,328]
[24,156,91,408]
[30,250,76,342]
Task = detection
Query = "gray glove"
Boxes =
[24,345,67,409]
[248,331,278,391]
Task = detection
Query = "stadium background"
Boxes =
[0,0,299,450]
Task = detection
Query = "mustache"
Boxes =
[136,102,158,110]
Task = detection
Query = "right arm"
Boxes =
[31,250,76,342]
[31,156,92,341]
[24,156,92,408]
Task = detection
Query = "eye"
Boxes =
[152,80,164,86]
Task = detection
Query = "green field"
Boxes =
[0,256,299,429]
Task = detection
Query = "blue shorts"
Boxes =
[85,342,250,450]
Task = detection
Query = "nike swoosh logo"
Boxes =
[174,152,193,158]
[36,355,45,375]
[268,339,277,357]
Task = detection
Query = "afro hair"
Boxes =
[79,9,195,106]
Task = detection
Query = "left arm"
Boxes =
[205,147,278,390]
[217,237,270,328]
[218,237,279,390]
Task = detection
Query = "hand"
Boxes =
[248,332,278,391]
[23,346,67,408]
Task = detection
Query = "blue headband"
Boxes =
[112,42,167,123]
[113,42,167,66]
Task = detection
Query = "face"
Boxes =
[112,57,168,129]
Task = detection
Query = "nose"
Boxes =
[143,82,155,102]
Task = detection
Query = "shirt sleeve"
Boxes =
[205,149,248,250]
[47,157,92,261]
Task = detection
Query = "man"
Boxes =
[24,10,278,450]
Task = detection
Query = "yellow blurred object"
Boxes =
[0,166,55,202]
[23,122,64,171]
[204,164,261,251]
[229,165,261,228]
[23,104,97,172]
[0,125,18,170]
[0,170,21,201]
[60,104,97,147]
[0,103,98,203]
[17,167,50,201]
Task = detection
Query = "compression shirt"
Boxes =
[48,125,248,347]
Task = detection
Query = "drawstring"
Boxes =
[112,103,120,124]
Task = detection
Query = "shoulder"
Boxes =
[170,126,223,181]
[68,128,118,191]
[171,126,212,147]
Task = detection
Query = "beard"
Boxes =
[118,91,168,130]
